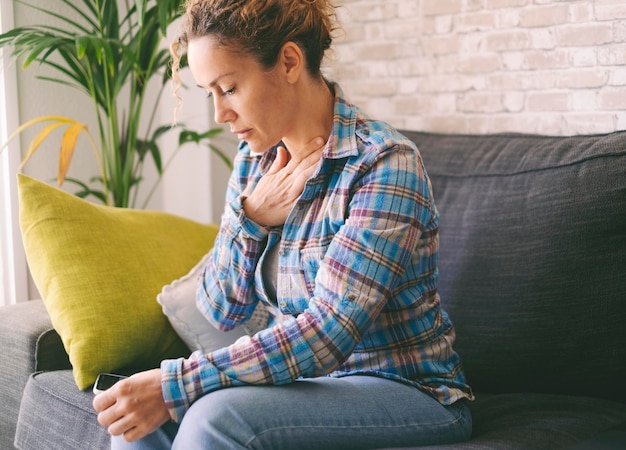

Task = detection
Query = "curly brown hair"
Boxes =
[170,0,339,99]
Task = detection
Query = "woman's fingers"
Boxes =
[92,369,170,442]
[243,136,326,226]
[267,145,290,174]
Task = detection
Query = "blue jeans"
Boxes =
[112,375,471,450]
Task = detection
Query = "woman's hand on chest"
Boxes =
[243,137,325,227]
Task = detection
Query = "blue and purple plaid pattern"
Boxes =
[161,86,473,422]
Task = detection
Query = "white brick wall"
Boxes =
[326,0,626,135]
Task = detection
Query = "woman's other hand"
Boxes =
[93,368,169,442]
[243,136,325,227]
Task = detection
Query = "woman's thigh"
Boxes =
[173,375,471,450]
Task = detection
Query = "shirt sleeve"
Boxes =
[161,143,432,422]
[197,148,270,331]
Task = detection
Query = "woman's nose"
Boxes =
[213,97,234,124]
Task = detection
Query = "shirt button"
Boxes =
[279,301,287,308]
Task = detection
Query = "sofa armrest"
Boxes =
[0,299,70,449]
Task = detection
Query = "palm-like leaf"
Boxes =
[0,0,228,207]
[2,115,105,191]
[59,123,86,185]
[19,121,66,170]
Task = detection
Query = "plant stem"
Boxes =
[141,140,184,210]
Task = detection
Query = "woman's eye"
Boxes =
[206,87,234,98]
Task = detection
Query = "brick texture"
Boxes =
[328,0,626,135]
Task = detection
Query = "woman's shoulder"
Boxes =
[359,119,415,150]
[338,106,431,184]
[351,110,419,162]
[332,84,418,160]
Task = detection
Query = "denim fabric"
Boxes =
[113,376,471,450]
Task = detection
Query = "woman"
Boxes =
[93,0,474,448]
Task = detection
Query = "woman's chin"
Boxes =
[246,138,281,155]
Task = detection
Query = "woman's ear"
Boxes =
[279,42,304,84]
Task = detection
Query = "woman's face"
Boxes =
[187,35,296,153]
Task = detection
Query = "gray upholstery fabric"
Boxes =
[403,131,626,402]
[568,419,626,450]
[36,328,71,372]
[468,394,626,449]
[15,370,109,450]
[383,393,626,450]
[0,301,56,450]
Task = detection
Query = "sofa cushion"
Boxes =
[17,174,219,389]
[15,371,109,450]
[402,131,626,402]
[468,393,626,449]
[157,250,271,353]
[568,419,626,450]
[382,393,626,450]
[157,251,249,353]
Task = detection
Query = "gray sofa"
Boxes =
[1,130,625,450]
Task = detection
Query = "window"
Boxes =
[1,0,29,305]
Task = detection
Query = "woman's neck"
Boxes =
[281,79,334,161]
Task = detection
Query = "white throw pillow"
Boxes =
[157,253,268,353]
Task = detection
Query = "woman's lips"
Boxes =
[232,128,252,139]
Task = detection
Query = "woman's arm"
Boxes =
[198,138,325,330]
[163,143,433,422]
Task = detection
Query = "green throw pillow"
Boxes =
[17,174,219,390]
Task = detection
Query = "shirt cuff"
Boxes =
[160,352,222,423]
[229,195,270,241]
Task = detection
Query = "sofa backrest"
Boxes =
[402,130,626,403]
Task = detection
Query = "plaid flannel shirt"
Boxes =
[161,85,473,422]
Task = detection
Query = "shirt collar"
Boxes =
[323,83,360,160]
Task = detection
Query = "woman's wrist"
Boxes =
[231,194,269,240]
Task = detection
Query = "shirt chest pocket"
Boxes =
[273,245,325,314]
[302,246,322,288]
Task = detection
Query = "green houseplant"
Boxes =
[0,0,230,208]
